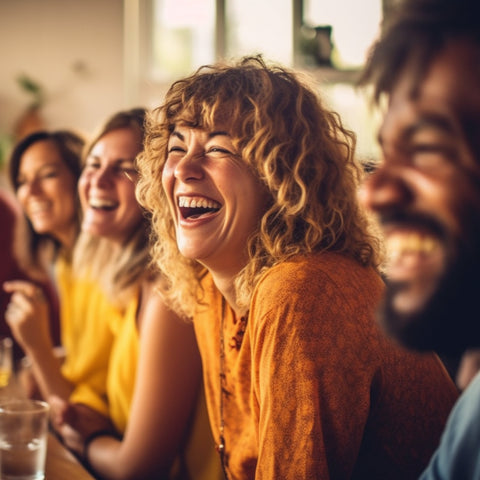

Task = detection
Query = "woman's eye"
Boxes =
[41,170,58,179]
[207,145,236,156]
[118,167,137,179]
[123,168,138,181]
[208,147,229,154]
[168,146,185,154]
[83,163,100,173]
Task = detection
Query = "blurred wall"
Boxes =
[0,0,125,139]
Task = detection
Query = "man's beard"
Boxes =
[378,243,480,356]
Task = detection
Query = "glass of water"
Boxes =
[0,399,49,480]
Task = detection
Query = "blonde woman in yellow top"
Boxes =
[50,108,222,480]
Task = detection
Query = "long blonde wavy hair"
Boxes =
[74,108,152,309]
[136,56,382,319]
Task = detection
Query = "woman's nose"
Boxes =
[90,166,114,187]
[23,177,43,195]
[173,151,204,182]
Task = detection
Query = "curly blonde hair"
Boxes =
[136,56,382,319]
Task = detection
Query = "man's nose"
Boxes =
[359,164,412,214]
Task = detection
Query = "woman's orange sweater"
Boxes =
[194,252,458,479]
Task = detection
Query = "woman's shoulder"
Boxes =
[139,276,187,327]
[251,252,383,315]
[259,251,380,288]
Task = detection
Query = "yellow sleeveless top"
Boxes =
[106,294,223,480]
[56,256,118,415]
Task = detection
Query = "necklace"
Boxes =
[217,297,248,480]
[218,297,228,478]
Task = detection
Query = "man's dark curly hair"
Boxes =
[360,0,480,102]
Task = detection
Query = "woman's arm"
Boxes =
[3,280,74,401]
[86,286,202,480]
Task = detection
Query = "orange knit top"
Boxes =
[193,252,458,480]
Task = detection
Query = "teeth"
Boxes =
[178,196,221,210]
[89,197,116,208]
[29,201,50,215]
[386,233,439,260]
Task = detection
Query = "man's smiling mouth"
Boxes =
[384,230,447,286]
[386,232,440,262]
[178,195,221,219]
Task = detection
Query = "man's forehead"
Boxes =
[381,40,480,142]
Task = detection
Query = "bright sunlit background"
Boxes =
[150,0,382,77]
[146,0,383,163]
[303,0,382,68]
[0,0,384,169]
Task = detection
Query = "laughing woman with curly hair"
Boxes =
[136,56,458,480]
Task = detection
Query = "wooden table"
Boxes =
[46,432,95,480]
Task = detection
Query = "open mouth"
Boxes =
[89,197,118,211]
[384,229,446,284]
[28,200,51,216]
[178,195,221,220]
[386,232,441,262]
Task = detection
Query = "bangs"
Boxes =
[164,66,258,136]
[168,96,249,137]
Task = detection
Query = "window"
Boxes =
[149,0,293,82]
[225,0,292,65]
[302,0,382,69]
[131,0,383,161]
[151,0,217,82]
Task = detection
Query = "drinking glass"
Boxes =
[0,399,50,480]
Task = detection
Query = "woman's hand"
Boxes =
[49,395,117,458]
[3,280,52,353]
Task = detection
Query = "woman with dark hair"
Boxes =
[7,130,83,263]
